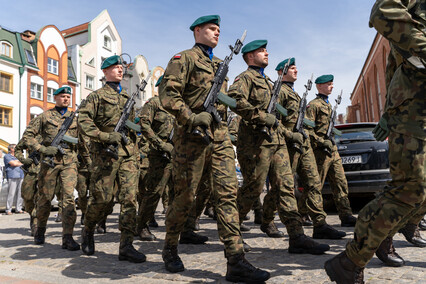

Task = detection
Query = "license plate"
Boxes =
[342,155,362,164]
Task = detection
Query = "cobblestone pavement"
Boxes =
[0,203,425,284]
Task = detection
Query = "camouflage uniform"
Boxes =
[78,84,138,244]
[228,67,304,238]
[76,131,91,217]
[278,83,327,226]
[345,0,426,267]
[137,135,149,213]
[159,44,244,256]
[137,96,174,230]
[25,109,78,235]
[306,96,353,220]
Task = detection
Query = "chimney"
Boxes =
[21,30,36,42]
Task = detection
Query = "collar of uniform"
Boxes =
[104,83,129,98]
[106,81,122,93]
[55,106,68,116]
[248,66,266,79]
[195,43,214,60]
[317,93,329,104]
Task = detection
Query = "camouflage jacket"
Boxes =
[25,108,78,164]
[370,0,425,140]
[228,67,285,146]
[306,96,336,150]
[15,127,41,175]
[228,114,241,145]
[139,96,175,154]
[159,45,229,142]
[78,84,137,156]
[137,134,150,168]
[77,131,91,172]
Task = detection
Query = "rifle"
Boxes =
[162,127,174,160]
[259,58,291,142]
[292,74,313,153]
[43,100,85,168]
[192,30,246,144]
[21,151,40,173]
[324,90,343,157]
[105,72,152,160]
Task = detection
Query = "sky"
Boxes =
[1,0,377,115]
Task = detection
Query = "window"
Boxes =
[0,106,12,126]
[30,113,38,121]
[47,58,58,74]
[1,42,12,57]
[30,83,43,100]
[0,72,13,93]
[25,49,36,65]
[68,64,76,80]
[103,35,111,50]
[87,58,95,67]
[47,87,56,103]
[86,75,94,90]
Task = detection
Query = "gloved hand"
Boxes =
[290,132,304,146]
[187,112,212,133]
[322,139,333,152]
[22,158,34,166]
[372,113,389,142]
[264,113,278,128]
[39,146,58,156]
[99,132,122,144]
[162,143,173,155]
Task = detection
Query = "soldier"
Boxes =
[159,15,270,283]
[78,55,146,263]
[305,74,357,227]
[227,40,330,254]
[76,131,91,225]
[25,86,79,250]
[325,1,425,283]
[275,58,346,239]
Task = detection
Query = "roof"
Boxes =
[61,22,89,37]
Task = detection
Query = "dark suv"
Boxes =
[322,122,391,196]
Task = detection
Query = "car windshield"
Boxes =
[335,127,376,144]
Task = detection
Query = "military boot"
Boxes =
[55,213,62,223]
[80,213,85,226]
[118,240,146,263]
[139,226,156,241]
[288,234,330,255]
[240,222,251,232]
[420,218,426,231]
[301,214,313,226]
[62,234,80,251]
[162,206,168,214]
[149,216,159,228]
[243,240,252,252]
[375,237,405,267]
[179,230,208,244]
[260,221,285,238]
[204,206,214,218]
[254,209,263,225]
[34,227,46,245]
[226,253,270,283]
[81,227,95,255]
[96,220,106,234]
[398,223,426,247]
[324,251,365,284]
[243,214,250,221]
[162,244,184,272]
[341,215,357,227]
[313,223,346,239]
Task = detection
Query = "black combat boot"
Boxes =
[162,206,168,214]
[226,253,270,283]
[139,226,156,241]
[149,216,159,228]
[324,251,365,284]
[240,222,251,232]
[288,234,330,255]
[162,244,184,272]
[399,223,426,247]
[34,227,46,245]
[375,237,405,267]
[301,214,313,226]
[420,218,426,231]
[118,240,146,263]
[55,213,62,223]
[179,230,208,244]
[204,206,214,218]
[341,215,357,227]
[243,240,252,252]
[243,214,250,221]
[313,223,346,239]
[96,219,106,234]
[260,221,285,238]
[254,209,263,225]
[81,227,95,255]
[80,213,85,226]
[62,234,80,251]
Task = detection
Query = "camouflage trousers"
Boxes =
[346,131,425,267]
[165,136,243,256]
[76,170,90,215]
[137,164,149,206]
[237,143,304,238]
[289,143,327,226]
[84,154,138,243]
[314,147,353,219]
[137,153,172,230]
[21,172,38,225]
[184,173,212,232]
[162,184,170,208]
[37,162,77,235]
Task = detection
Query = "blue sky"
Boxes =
[1,0,377,113]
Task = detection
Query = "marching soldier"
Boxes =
[76,131,91,225]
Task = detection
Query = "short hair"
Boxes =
[8,144,16,152]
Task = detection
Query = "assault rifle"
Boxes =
[105,72,152,160]
[43,100,85,168]
[192,30,246,144]
[162,127,174,160]
[21,150,40,173]
[259,58,291,142]
[324,90,343,157]
[292,74,313,153]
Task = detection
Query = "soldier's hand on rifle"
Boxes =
[264,113,278,128]
[99,132,122,144]
[322,139,333,152]
[187,112,212,132]
[39,145,58,156]
[163,143,174,155]
[290,132,304,146]
[372,113,389,142]
[22,158,34,166]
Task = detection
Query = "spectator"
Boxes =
[4,144,24,215]
[0,150,4,183]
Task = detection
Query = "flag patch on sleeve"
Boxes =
[234,76,240,83]
[173,54,181,59]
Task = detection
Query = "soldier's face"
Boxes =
[316,82,333,95]
[195,23,220,48]
[251,48,268,68]
[103,64,123,82]
[54,93,71,107]
[281,65,297,82]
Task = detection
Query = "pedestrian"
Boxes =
[3,144,24,215]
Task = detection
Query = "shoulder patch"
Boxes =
[307,104,310,108]
[234,77,240,83]
[173,54,181,59]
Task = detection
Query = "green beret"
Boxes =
[54,86,72,96]
[275,57,296,71]
[101,55,123,70]
[241,40,267,55]
[155,75,164,87]
[190,15,221,31]
[315,74,334,84]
